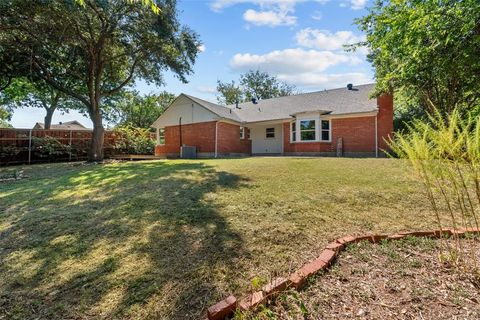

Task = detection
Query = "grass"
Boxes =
[0,157,437,319]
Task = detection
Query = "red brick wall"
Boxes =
[217,122,251,155]
[283,93,393,155]
[154,121,251,157]
[155,121,216,156]
[377,93,394,151]
[283,117,376,154]
[332,116,376,153]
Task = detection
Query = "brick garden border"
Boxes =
[206,228,480,320]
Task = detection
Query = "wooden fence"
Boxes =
[0,128,118,165]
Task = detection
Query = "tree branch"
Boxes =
[31,57,90,106]
[101,58,138,97]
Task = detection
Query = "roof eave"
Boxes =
[289,109,331,117]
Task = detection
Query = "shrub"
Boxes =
[0,145,20,158]
[113,126,155,155]
[32,136,71,159]
[389,107,480,271]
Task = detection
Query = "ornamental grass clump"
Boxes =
[390,108,480,272]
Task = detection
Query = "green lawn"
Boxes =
[0,158,436,319]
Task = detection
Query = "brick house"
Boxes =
[151,83,393,158]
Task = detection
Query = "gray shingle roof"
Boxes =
[227,83,377,123]
[180,84,377,124]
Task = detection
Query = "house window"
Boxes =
[246,128,250,139]
[266,127,275,139]
[291,121,296,142]
[321,120,330,141]
[159,128,165,145]
[240,126,245,139]
[300,120,316,141]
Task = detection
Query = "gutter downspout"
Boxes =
[215,121,218,158]
[374,113,378,158]
[179,117,182,147]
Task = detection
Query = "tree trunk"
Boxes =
[88,110,104,162]
[43,92,60,130]
[44,107,54,129]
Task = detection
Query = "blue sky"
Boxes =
[11,0,372,128]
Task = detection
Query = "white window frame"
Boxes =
[299,119,317,142]
[240,126,245,139]
[158,128,165,145]
[320,119,331,142]
[265,127,275,139]
[289,114,331,143]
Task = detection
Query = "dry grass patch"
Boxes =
[253,237,480,319]
[0,158,436,319]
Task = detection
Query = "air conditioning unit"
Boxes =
[180,145,197,159]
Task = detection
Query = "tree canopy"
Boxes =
[354,0,480,115]
[76,0,160,13]
[0,79,81,129]
[0,107,12,128]
[0,0,200,160]
[105,90,175,129]
[216,70,297,105]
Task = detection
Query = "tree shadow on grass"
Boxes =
[0,161,250,319]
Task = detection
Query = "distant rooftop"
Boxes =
[33,120,90,130]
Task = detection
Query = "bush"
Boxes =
[113,126,155,155]
[0,145,20,158]
[32,136,72,159]
[389,107,480,271]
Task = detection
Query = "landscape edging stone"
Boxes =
[206,228,480,319]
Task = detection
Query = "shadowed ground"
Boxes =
[0,158,436,319]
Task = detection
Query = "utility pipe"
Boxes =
[374,114,378,158]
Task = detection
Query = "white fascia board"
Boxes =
[244,118,291,126]
[217,118,243,125]
[322,111,378,120]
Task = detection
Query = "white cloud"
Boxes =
[277,72,371,88]
[230,48,361,74]
[243,8,296,26]
[229,46,370,90]
[350,0,367,10]
[198,44,206,53]
[295,28,365,50]
[211,0,305,12]
[210,0,329,27]
[311,11,322,21]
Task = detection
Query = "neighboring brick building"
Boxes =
[151,83,393,158]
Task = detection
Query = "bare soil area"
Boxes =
[252,237,480,320]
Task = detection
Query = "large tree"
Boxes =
[0,79,81,129]
[354,0,480,115]
[0,0,200,161]
[216,70,297,105]
[105,90,175,129]
[216,80,244,105]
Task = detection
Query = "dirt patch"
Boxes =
[251,237,480,319]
